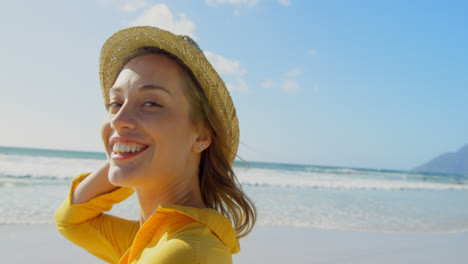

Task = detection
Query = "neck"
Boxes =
[134,172,206,225]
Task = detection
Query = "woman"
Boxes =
[54,26,256,264]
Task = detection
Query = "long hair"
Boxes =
[126,47,257,239]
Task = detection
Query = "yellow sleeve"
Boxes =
[54,173,139,263]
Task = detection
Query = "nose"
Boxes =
[110,102,137,131]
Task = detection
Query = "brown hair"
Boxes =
[126,47,256,239]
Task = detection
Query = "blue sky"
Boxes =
[0,0,467,170]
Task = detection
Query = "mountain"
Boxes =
[413,144,468,175]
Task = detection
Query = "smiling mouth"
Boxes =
[112,141,148,154]
[110,141,149,161]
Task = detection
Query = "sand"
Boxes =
[1,224,467,263]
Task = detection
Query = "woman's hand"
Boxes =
[72,160,120,204]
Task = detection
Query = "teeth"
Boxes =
[112,141,146,153]
[113,142,120,153]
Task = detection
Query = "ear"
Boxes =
[192,124,212,153]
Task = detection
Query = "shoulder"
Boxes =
[159,223,233,264]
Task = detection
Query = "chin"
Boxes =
[108,165,141,187]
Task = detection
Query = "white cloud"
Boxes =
[286,68,302,78]
[227,78,249,92]
[308,49,317,55]
[120,0,149,12]
[282,68,302,93]
[278,0,291,6]
[204,51,247,76]
[129,4,196,38]
[261,79,274,88]
[205,0,260,7]
[98,0,149,12]
[204,51,249,92]
[282,79,299,93]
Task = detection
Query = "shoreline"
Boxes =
[2,222,467,235]
[2,224,468,263]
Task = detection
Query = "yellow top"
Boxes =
[54,173,240,264]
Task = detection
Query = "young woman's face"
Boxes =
[100,54,203,188]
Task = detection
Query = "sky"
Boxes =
[0,0,467,171]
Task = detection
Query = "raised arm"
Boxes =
[54,161,139,263]
[72,161,118,204]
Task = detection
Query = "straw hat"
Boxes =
[99,26,239,165]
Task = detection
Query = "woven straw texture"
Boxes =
[99,26,239,165]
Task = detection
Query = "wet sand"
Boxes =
[1,224,467,263]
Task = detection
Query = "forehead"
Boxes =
[110,54,184,93]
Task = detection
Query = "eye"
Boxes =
[108,102,122,108]
[143,101,162,108]
[107,101,122,113]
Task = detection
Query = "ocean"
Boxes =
[1,146,467,233]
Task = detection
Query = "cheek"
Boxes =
[149,118,194,159]
[167,122,198,158]
[100,115,112,156]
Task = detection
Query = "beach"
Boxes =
[2,146,468,263]
[2,224,467,263]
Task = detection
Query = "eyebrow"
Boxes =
[109,84,172,95]
[139,84,172,95]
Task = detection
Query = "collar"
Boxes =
[154,204,240,254]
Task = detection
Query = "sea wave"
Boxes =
[1,153,467,191]
[0,154,101,179]
[235,167,468,191]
